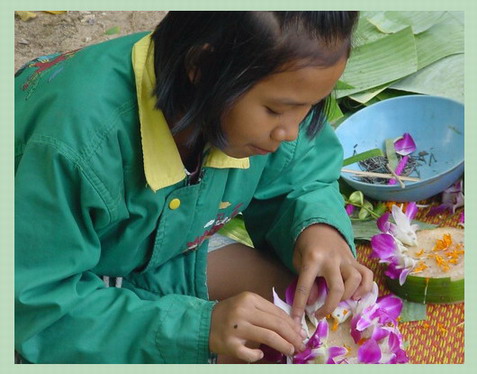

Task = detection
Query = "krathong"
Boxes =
[384,227,464,304]
[263,279,408,364]
[371,204,464,304]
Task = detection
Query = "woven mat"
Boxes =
[355,202,464,364]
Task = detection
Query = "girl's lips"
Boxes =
[250,145,273,155]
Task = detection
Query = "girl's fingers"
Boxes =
[306,281,319,305]
[290,263,320,324]
[315,265,344,319]
[340,264,363,301]
[244,323,297,357]
[234,344,265,363]
[248,293,304,340]
[351,264,374,300]
[249,308,306,352]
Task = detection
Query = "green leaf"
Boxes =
[367,11,446,34]
[326,95,344,123]
[358,207,370,220]
[414,13,464,69]
[375,89,413,102]
[358,200,374,220]
[217,215,254,247]
[348,83,390,104]
[349,190,364,205]
[351,219,380,241]
[338,12,463,106]
[390,53,464,103]
[399,300,428,322]
[337,27,418,98]
[343,148,384,166]
[353,13,390,48]
[335,80,355,90]
[105,26,121,35]
[373,202,387,217]
[352,219,437,241]
[385,138,398,171]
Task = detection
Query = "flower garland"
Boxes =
[265,278,409,364]
[370,202,420,285]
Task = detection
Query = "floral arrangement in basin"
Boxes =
[264,279,409,364]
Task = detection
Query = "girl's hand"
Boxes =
[290,223,373,323]
[209,291,306,362]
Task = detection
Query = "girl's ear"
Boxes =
[185,43,214,84]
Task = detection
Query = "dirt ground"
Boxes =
[14,11,167,72]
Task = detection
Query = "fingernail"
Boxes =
[300,329,307,339]
[290,347,295,356]
[300,343,307,352]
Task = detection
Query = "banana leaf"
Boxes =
[390,53,464,103]
[337,11,464,106]
[336,27,418,98]
[414,13,464,69]
[366,11,446,34]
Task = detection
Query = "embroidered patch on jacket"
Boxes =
[16,49,81,100]
[185,202,243,252]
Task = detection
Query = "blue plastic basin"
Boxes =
[335,95,464,202]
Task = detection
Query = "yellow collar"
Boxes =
[131,34,249,192]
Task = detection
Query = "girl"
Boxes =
[15,11,373,364]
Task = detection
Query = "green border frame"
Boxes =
[1,1,475,373]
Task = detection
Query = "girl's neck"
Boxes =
[171,124,205,172]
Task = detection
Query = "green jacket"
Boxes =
[15,32,355,364]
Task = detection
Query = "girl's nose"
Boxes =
[270,121,300,143]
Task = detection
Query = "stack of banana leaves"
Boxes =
[329,10,464,124]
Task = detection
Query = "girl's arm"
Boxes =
[15,144,215,363]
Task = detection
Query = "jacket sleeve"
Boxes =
[15,141,215,364]
[242,120,355,273]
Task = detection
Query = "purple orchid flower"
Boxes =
[372,204,419,285]
[386,330,409,364]
[394,133,417,156]
[351,293,402,340]
[371,233,397,263]
[355,326,408,364]
[326,346,349,364]
[389,155,409,185]
[385,258,413,285]
[293,319,328,363]
[260,343,287,363]
[358,338,382,363]
[389,133,416,185]
[428,179,464,216]
[286,277,328,327]
[345,204,355,216]
[376,203,419,247]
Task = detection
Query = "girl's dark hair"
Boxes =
[151,11,358,149]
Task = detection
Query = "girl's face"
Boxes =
[220,57,347,158]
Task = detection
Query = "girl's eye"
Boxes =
[265,107,282,116]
